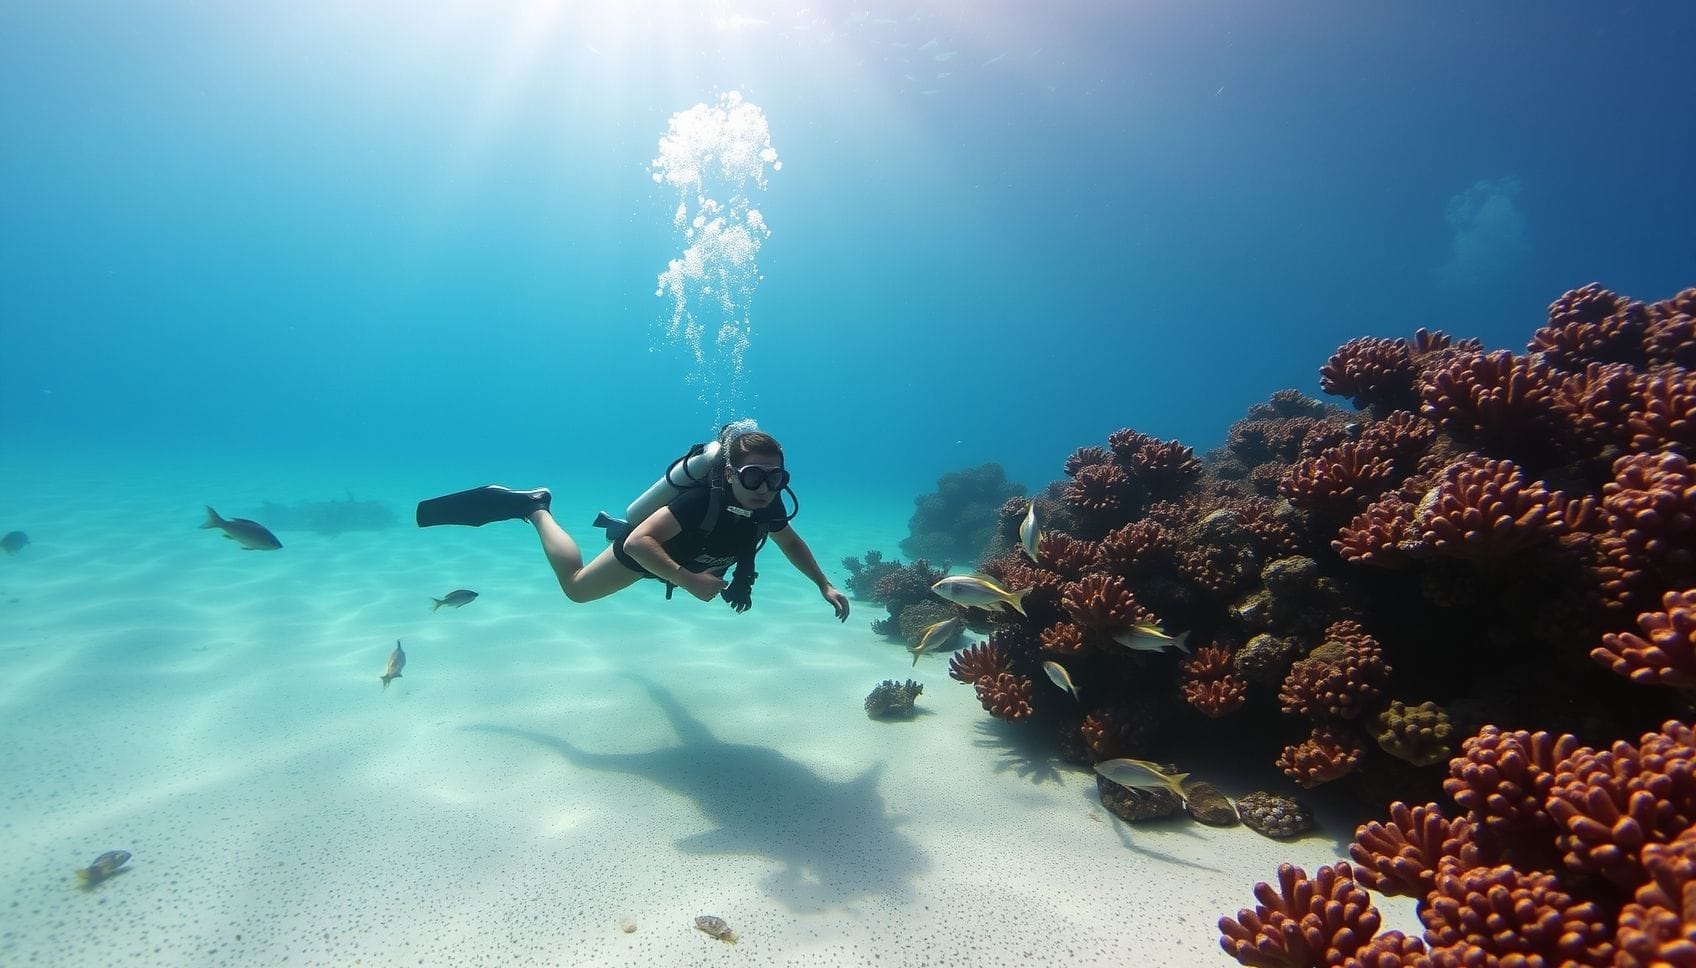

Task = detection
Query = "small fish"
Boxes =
[380,640,406,690]
[1111,624,1191,654]
[1095,758,1191,805]
[1042,660,1080,701]
[694,915,737,943]
[910,617,962,666]
[76,849,131,885]
[1018,501,1041,561]
[199,507,281,550]
[931,575,1030,616]
[1,531,29,555]
[431,589,478,612]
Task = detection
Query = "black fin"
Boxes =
[416,485,551,528]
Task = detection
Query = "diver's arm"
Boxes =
[770,527,850,622]
[626,509,728,602]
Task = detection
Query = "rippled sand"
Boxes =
[0,456,1414,966]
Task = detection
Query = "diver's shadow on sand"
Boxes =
[464,674,927,914]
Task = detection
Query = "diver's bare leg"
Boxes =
[529,510,643,602]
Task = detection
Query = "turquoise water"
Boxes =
[2,3,1693,965]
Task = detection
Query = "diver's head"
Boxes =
[722,429,786,509]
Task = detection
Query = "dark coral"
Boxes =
[1594,450,1696,612]
[1181,643,1248,718]
[1593,587,1696,690]
[1645,288,1696,371]
[1628,369,1696,453]
[1034,531,1098,579]
[1348,801,1479,898]
[1371,701,1455,768]
[1063,461,1134,521]
[1442,726,1578,856]
[1094,519,1172,577]
[1059,572,1151,634]
[1333,494,1419,567]
[1321,335,1421,413]
[1277,624,1390,722]
[1079,705,1154,762]
[841,548,902,602]
[1529,282,1651,372]
[864,679,923,719]
[900,463,1024,564]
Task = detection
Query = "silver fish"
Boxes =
[200,507,281,550]
[1042,660,1080,701]
[931,575,1029,616]
[1111,625,1191,654]
[694,915,737,943]
[432,589,479,612]
[910,617,962,666]
[1095,758,1191,805]
[1018,501,1041,561]
[380,640,406,690]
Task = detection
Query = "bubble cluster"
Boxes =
[651,91,781,420]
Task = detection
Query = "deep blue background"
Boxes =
[3,1,1692,498]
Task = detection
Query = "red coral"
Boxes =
[1278,631,1390,722]
[1218,862,1385,968]
[948,641,1009,684]
[1038,621,1087,655]
[1333,494,1419,567]
[1080,705,1149,762]
[1279,442,1398,515]
[973,671,1033,721]
[1183,677,1248,718]
[1034,532,1098,579]
[1593,587,1696,689]
[1594,451,1696,611]
[1545,720,1696,890]
[1410,457,1570,558]
[1419,858,1616,967]
[1442,726,1578,852]
[1183,644,1235,680]
[1224,496,1307,558]
[1615,826,1696,967]
[1348,802,1480,898]
[1277,725,1364,788]
[1528,283,1650,371]
[1060,572,1152,633]
[1551,361,1644,455]
[1358,410,1437,465]
[1321,336,1420,412]
[1095,520,1172,576]
[1122,437,1202,493]
[1063,461,1130,517]
[1064,445,1113,477]
[1106,428,1157,464]
[1628,370,1696,453]
[1418,349,1565,451]
[1646,288,1696,370]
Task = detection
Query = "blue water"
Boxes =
[5,1,1691,496]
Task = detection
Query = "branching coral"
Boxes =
[1333,494,1419,567]
[1118,435,1202,494]
[1218,862,1386,968]
[1064,445,1113,476]
[1646,288,1696,371]
[1441,726,1579,856]
[1528,283,1650,372]
[1419,857,1616,966]
[1038,621,1088,655]
[1079,705,1153,762]
[1372,701,1455,767]
[864,679,923,719]
[948,641,1009,684]
[1063,461,1133,519]
[1628,369,1696,453]
[1034,532,1099,579]
[1593,587,1696,690]
[1321,336,1420,413]
[1544,720,1696,890]
[1278,628,1390,722]
[1183,677,1249,718]
[1276,725,1364,788]
[1278,442,1398,515]
[1095,519,1172,576]
[1419,349,1566,457]
[1408,457,1575,559]
[1614,826,1696,966]
[973,671,1034,721]
[900,463,1025,564]
[1594,450,1696,611]
[1348,801,1479,899]
[1060,572,1152,633]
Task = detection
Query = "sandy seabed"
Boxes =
[0,454,1416,966]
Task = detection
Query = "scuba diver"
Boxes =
[414,421,850,621]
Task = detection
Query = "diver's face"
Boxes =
[725,452,785,508]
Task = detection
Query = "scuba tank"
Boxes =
[625,439,723,525]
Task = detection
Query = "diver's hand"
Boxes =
[678,570,729,603]
[722,569,756,612]
[822,585,850,622]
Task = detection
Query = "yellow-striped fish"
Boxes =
[1042,660,1080,701]
[1095,758,1191,805]
[931,575,1030,616]
[1018,501,1041,561]
[910,617,962,666]
[1111,625,1191,654]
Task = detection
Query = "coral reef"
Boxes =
[900,463,1025,564]
[841,549,902,602]
[1371,700,1455,767]
[1593,587,1696,689]
[864,679,923,719]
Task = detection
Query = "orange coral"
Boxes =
[973,672,1033,722]
[1276,725,1363,788]
[1593,587,1696,689]
[1218,862,1389,968]
[1059,572,1151,633]
[1348,801,1479,898]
